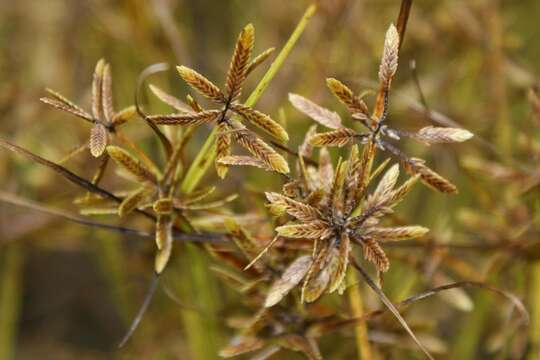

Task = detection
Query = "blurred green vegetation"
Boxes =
[1,0,539,359]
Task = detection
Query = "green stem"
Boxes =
[0,244,23,360]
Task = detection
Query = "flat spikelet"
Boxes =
[106,145,157,184]
[265,192,322,222]
[147,109,221,125]
[177,65,225,103]
[226,23,255,101]
[326,78,369,115]
[265,255,312,307]
[405,158,458,194]
[362,237,390,272]
[234,129,289,174]
[289,93,342,130]
[217,155,271,171]
[275,221,332,239]
[89,123,107,157]
[413,126,474,145]
[216,121,232,178]
[378,23,400,87]
[365,226,429,240]
[232,104,288,141]
[310,128,356,147]
[245,47,275,76]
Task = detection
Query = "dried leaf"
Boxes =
[177,65,225,103]
[265,255,312,307]
[289,93,342,130]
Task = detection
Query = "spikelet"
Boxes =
[413,126,474,145]
[216,121,232,178]
[118,187,152,217]
[361,237,390,272]
[275,221,332,239]
[106,145,157,184]
[245,47,275,76]
[149,84,191,112]
[378,23,400,87]
[92,59,105,120]
[224,218,260,262]
[177,65,225,103]
[101,63,114,123]
[328,232,350,293]
[226,24,255,101]
[289,93,342,130]
[44,88,89,116]
[265,192,322,222]
[405,158,458,194]
[217,155,271,171]
[154,215,173,274]
[310,128,356,147]
[366,226,429,241]
[89,123,107,157]
[40,97,93,122]
[264,255,312,307]
[112,106,136,126]
[326,78,369,115]
[234,129,289,174]
[301,245,331,303]
[147,109,221,125]
[231,104,288,142]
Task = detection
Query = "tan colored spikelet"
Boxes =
[92,59,105,120]
[231,104,288,142]
[147,109,221,125]
[326,78,369,115]
[186,94,204,112]
[149,84,191,112]
[112,106,136,126]
[217,155,271,171]
[234,129,289,173]
[224,218,260,262]
[289,93,342,130]
[226,24,255,101]
[245,47,275,76]
[299,125,317,158]
[89,123,107,157]
[275,221,332,239]
[374,163,400,198]
[177,65,225,103]
[329,159,347,214]
[405,158,458,194]
[366,226,429,241]
[354,140,376,203]
[389,174,419,206]
[154,215,173,274]
[106,145,157,183]
[264,255,312,307]
[378,24,400,87]
[45,88,88,116]
[328,232,350,293]
[153,198,173,215]
[244,235,280,270]
[414,126,474,144]
[219,337,265,358]
[101,63,114,123]
[362,237,389,272]
[216,121,232,178]
[302,245,331,303]
[265,192,322,222]
[118,187,152,217]
[40,97,93,122]
[318,147,334,191]
[310,128,356,147]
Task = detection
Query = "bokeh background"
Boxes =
[1,0,540,359]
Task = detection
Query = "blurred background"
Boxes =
[1,0,540,359]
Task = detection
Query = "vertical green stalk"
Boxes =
[348,271,372,360]
[0,244,23,360]
[177,5,318,359]
[528,262,540,359]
